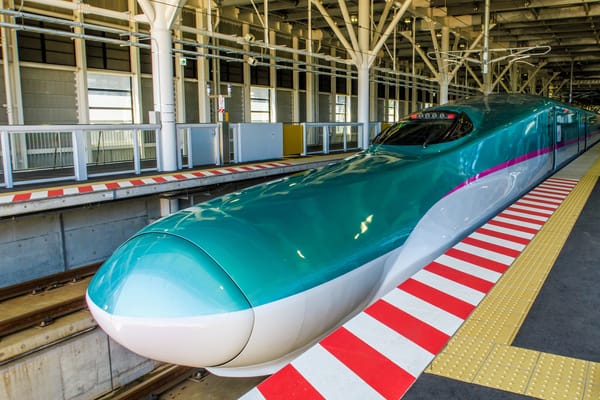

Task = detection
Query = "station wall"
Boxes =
[0,197,161,288]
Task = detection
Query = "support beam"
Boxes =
[136,0,186,171]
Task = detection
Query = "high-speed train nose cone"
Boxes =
[86,233,254,367]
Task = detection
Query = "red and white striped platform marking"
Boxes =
[242,177,578,400]
[0,161,291,204]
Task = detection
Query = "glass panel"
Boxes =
[373,111,473,146]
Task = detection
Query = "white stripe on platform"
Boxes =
[291,345,385,400]
[0,196,12,204]
[480,222,536,240]
[535,186,571,195]
[411,269,486,306]
[117,181,133,188]
[493,216,543,230]
[240,388,265,400]
[525,193,564,203]
[30,191,48,200]
[510,203,554,215]
[63,187,80,195]
[541,180,577,189]
[435,254,502,283]
[454,242,515,266]
[502,208,549,222]
[468,231,526,252]
[384,289,464,335]
[516,198,559,210]
[92,184,110,191]
[344,313,435,377]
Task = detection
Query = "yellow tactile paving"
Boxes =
[428,155,600,399]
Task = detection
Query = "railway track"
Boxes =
[0,263,100,337]
[97,364,202,400]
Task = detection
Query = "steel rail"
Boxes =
[0,263,100,302]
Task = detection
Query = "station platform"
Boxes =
[0,153,348,218]
[242,144,600,400]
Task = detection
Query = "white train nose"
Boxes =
[86,233,254,367]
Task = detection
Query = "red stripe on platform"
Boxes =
[253,164,267,169]
[365,299,449,355]
[226,168,240,173]
[192,172,206,177]
[105,182,120,189]
[513,200,557,212]
[240,166,254,171]
[462,236,521,258]
[486,219,539,235]
[130,179,144,186]
[320,328,415,400]
[425,261,495,294]
[476,227,531,246]
[497,211,545,226]
[399,277,476,319]
[77,186,93,193]
[209,169,224,175]
[173,174,187,180]
[152,177,167,183]
[47,189,64,197]
[258,364,324,400]
[12,193,32,202]
[445,248,509,274]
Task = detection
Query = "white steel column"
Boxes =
[482,0,492,95]
[357,0,370,148]
[137,0,184,172]
[439,27,450,104]
[242,23,252,122]
[292,35,300,123]
[1,0,24,124]
[196,7,210,122]
[305,5,315,123]
[73,9,89,124]
[174,19,186,123]
[129,0,143,124]
[269,29,277,122]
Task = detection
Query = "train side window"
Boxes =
[372,111,473,146]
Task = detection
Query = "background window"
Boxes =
[88,73,133,123]
[250,86,270,122]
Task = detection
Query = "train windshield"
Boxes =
[373,111,473,147]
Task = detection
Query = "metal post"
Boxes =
[569,61,574,104]
[301,122,307,156]
[323,126,330,154]
[72,129,87,181]
[133,129,141,174]
[1,129,13,188]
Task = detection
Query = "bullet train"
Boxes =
[86,94,600,377]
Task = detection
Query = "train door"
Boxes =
[580,113,588,151]
[548,108,556,170]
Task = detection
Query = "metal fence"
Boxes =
[301,122,382,155]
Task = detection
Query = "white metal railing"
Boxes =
[0,124,160,189]
[0,121,380,189]
[301,122,382,156]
